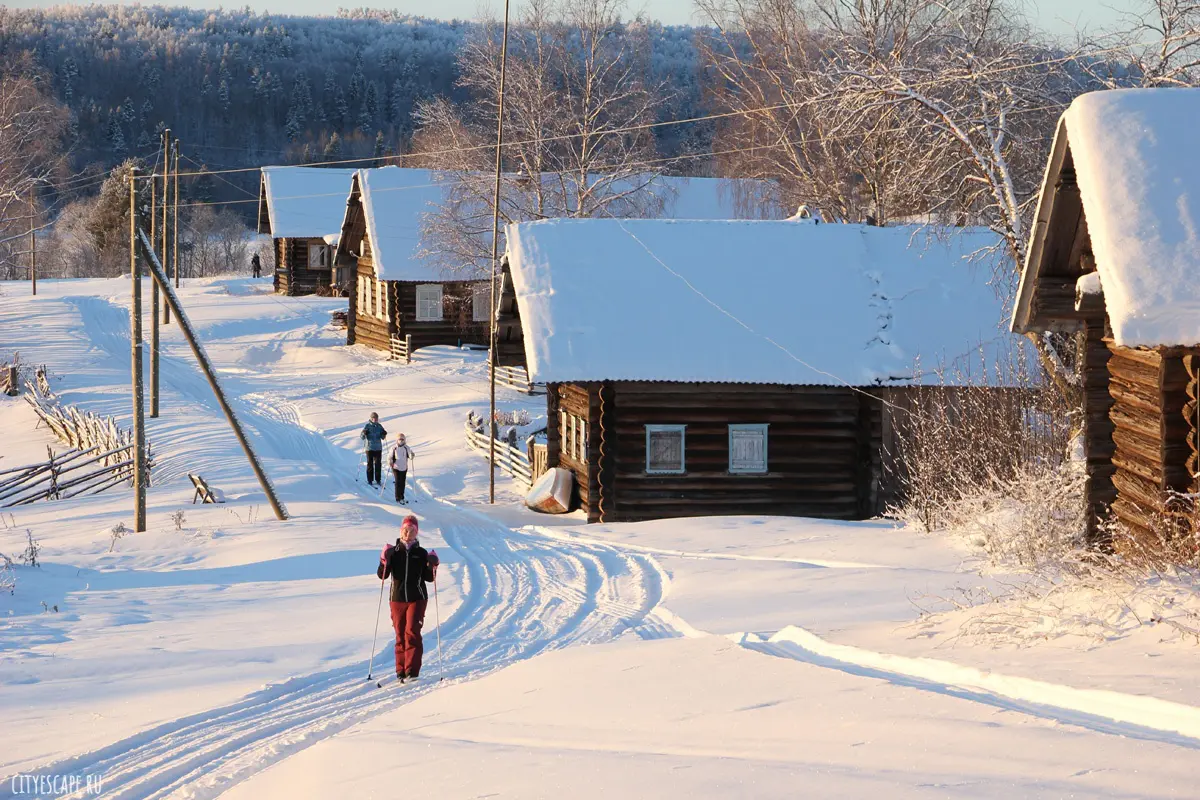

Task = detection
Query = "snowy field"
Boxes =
[1,277,1198,798]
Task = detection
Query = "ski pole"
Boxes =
[366,574,386,680]
[431,553,444,668]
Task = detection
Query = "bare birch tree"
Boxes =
[413,0,671,276]
[0,56,69,280]
[1084,0,1200,88]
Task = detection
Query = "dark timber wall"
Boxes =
[274,237,330,297]
[347,257,394,352]
[547,382,885,524]
[1107,345,1196,543]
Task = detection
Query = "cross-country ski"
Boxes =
[6,14,1200,797]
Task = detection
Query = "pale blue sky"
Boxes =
[11,0,1142,36]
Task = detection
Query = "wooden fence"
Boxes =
[464,414,535,488]
[390,334,413,364]
[0,380,153,507]
[489,364,543,395]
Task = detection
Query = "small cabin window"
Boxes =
[472,282,492,322]
[559,409,587,462]
[646,425,686,474]
[416,284,443,321]
[307,243,327,268]
[375,278,388,320]
[357,275,367,316]
[728,424,768,474]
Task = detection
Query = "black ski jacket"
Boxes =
[377,541,434,602]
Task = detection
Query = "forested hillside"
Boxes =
[0,5,706,182]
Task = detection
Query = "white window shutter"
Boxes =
[728,425,768,473]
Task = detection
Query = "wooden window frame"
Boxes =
[728,424,769,474]
[375,278,388,321]
[415,283,443,322]
[307,242,327,268]
[472,281,492,322]
[645,424,686,475]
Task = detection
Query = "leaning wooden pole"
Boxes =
[29,186,36,297]
[133,225,288,521]
[129,167,147,532]
[486,0,511,505]
[163,129,172,325]
[173,139,180,289]
[150,143,160,419]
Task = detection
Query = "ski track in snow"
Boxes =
[0,295,678,800]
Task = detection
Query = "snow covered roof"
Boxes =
[506,219,1012,386]
[345,167,447,282]
[1015,89,1200,347]
[259,166,358,239]
[342,168,783,283]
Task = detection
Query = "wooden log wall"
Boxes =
[1106,345,1193,543]
[1186,355,1200,496]
[394,280,487,351]
[587,382,880,523]
[350,259,394,353]
[1083,320,1116,543]
[548,382,595,518]
[275,237,331,297]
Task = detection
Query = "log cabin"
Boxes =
[1012,88,1200,547]
[258,166,358,296]
[506,217,1014,523]
[336,167,525,364]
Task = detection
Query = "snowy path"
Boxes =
[2,493,671,800]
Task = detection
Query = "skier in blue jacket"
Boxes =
[361,412,388,486]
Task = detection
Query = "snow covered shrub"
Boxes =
[171,509,187,531]
[493,409,531,427]
[0,553,14,595]
[19,531,39,567]
[108,521,128,552]
[887,342,1080,566]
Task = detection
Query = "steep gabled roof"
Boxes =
[1013,88,1200,347]
[506,218,1012,386]
[258,166,358,238]
[336,167,785,283]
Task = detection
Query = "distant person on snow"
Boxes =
[361,413,387,486]
[388,433,414,505]
[250,253,262,278]
[376,515,439,681]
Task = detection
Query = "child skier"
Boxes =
[376,516,439,681]
[360,412,388,486]
[388,433,414,504]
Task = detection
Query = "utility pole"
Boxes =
[487,0,512,505]
[29,186,36,297]
[133,229,288,522]
[129,166,147,533]
[149,138,161,419]
[173,139,181,289]
[163,129,173,324]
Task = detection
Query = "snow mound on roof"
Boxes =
[1065,89,1200,347]
[356,167,449,282]
[506,219,1011,386]
[261,166,358,239]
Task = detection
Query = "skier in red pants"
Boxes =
[376,515,439,681]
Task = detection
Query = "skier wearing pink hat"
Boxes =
[376,515,439,681]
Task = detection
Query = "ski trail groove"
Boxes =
[6,466,673,800]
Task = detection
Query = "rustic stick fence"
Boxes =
[0,379,153,507]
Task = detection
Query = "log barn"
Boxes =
[258,166,357,296]
[507,217,1012,523]
[1013,88,1200,546]
[336,167,525,364]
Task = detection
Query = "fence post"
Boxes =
[405,334,412,365]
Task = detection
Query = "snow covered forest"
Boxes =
[0,0,1196,281]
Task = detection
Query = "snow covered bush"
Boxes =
[887,343,1080,567]
[19,530,39,567]
[108,521,129,552]
[0,553,14,595]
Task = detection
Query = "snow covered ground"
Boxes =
[1,277,1198,798]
